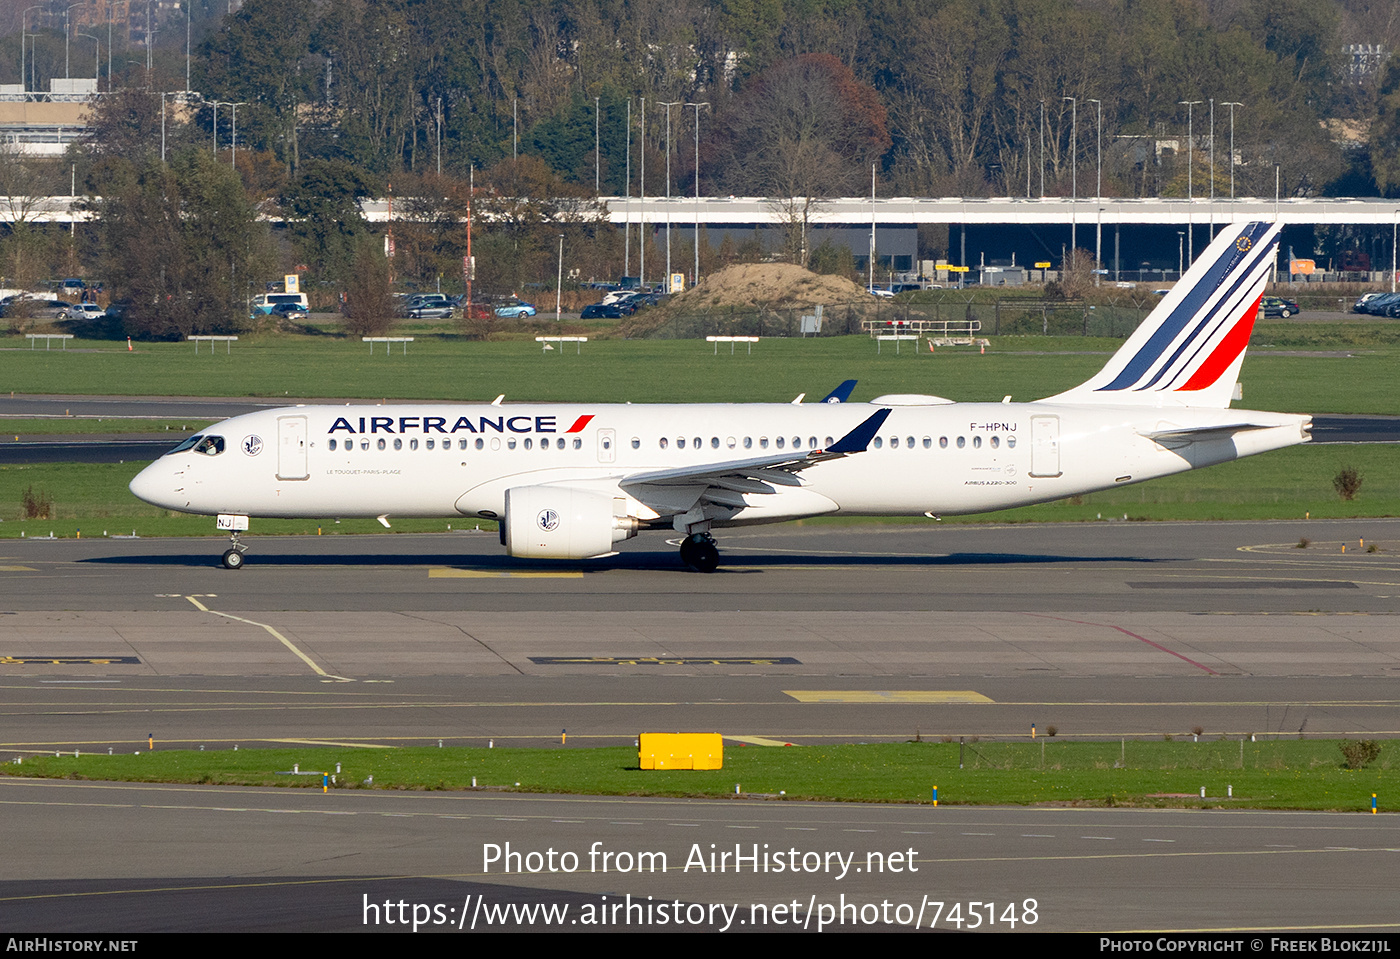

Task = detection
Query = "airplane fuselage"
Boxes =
[130,400,1310,525]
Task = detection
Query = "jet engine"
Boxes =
[503,486,639,559]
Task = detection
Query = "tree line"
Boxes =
[2,0,1399,339]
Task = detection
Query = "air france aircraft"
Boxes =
[130,221,1309,572]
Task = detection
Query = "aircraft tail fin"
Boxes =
[1044,221,1281,409]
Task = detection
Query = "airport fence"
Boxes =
[643,291,1159,340]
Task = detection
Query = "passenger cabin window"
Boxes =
[328,439,338,451]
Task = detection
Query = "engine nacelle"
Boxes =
[503,486,638,559]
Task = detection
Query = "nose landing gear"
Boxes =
[222,531,248,570]
[678,532,719,573]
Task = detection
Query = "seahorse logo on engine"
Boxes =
[537,509,560,532]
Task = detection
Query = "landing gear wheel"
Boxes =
[691,541,719,573]
[680,533,719,573]
[222,548,245,570]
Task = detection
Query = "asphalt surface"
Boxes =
[1,426,1398,932]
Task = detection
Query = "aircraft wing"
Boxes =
[619,408,890,513]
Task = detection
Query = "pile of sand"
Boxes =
[672,263,867,310]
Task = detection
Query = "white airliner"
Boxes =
[130,221,1309,571]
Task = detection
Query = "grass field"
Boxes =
[0,418,215,437]
[0,442,1394,539]
[0,328,1393,538]
[0,331,1393,413]
[5,741,1392,811]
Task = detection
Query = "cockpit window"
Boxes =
[192,435,225,456]
[167,434,203,454]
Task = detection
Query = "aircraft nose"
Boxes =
[129,461,178,509]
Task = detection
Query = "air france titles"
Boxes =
[327,414,594,437]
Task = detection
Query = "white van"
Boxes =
[252,292,310,314]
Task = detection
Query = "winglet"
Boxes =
[821,379,858,404]
[827,408,890,454]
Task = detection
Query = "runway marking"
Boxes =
[0,656,139,665]
[1023,613,1219,676]
[782,690,994,704]
[182,596,355,683]
[266,738,391,749]
[531,656,801,666]
[727,735,794,746]
[1128,579,1357,590]
[0,565,35,571]
[429,568,583,579]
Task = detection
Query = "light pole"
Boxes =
[686,101,709,285]
[1392,210,1398,294]
[185,0,190,92]
[594,96,600,195]
[65,3,86,79]
[1179,100,1202,262]
[1089,98,1102,281]
[1222,102,1242,202]
[211,101,243,164]
[230,101,241,168]
[1208,98,1215,237]
[1177,231,1184,278]
[1038,99,1045,198]
[624,98,630,277]
[435,97,442,175]
[661,101,681,290]
[556,234,564,321]
[77,32,98,80]
[1063,96,1076,263]
[21,5,42,94]
[639,96,645,289]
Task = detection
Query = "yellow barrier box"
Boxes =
[639,732,723,770]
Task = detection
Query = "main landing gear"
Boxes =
[678,532,719,573]
[222,531,248,570]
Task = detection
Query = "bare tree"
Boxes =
[709,55,890,265]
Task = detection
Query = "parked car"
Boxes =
[1353,292,1385,314]
[268,302,309,321]
[581,302,626,319]
[494,300,537,318]
[1259,296,1301,318]
[1353,292,1399,316]
[72,302,106,320]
